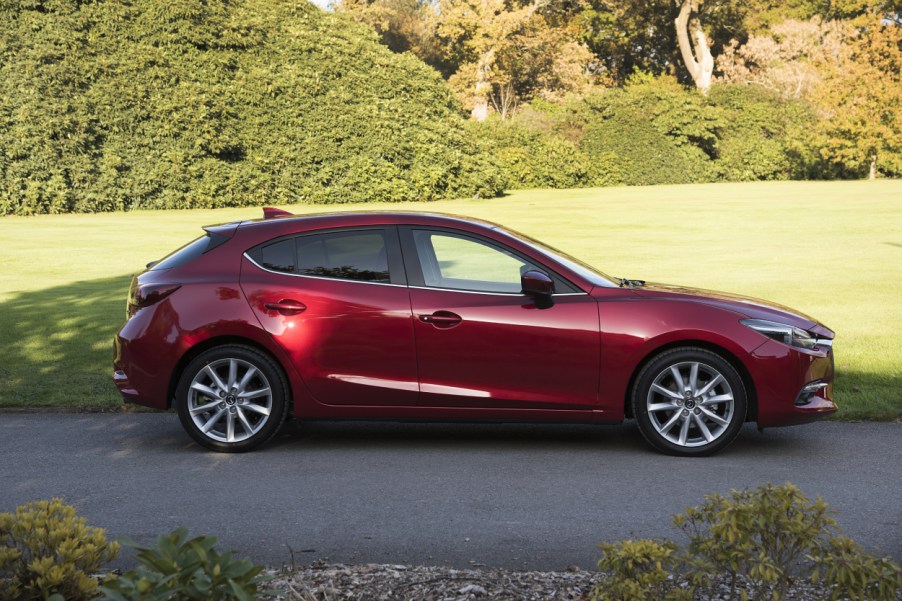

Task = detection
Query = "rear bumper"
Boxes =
[112,368,141,405]
[749,339,837,427]
[112,313,175,410]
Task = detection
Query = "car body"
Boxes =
[113,210,836,455]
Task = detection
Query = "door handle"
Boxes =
[264,299,307,315]
[418,311,462,328]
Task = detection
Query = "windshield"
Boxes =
[493,226,619,288]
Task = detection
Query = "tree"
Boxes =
[675,0,715,92]
[717,17,853,99]
[578,0,747,86]
[717,13,902,179]
[815,19,902,178]
[336,0,447,71]
[435,0,593,120]
[436,0,547,120]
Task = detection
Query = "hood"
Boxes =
[631,282,820,329]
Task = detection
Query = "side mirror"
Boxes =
[521,270,554,298]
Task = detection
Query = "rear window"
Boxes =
[247,229,390,283]
[150,233,227,271]
[296,231,389,282]
[255,238,295,273]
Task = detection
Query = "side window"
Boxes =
[413,230,540,293]
[254,238,295,273]
[296,230,390,283]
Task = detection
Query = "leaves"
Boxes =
[812,18,902,178]
[98,527,272,601]
[0,0,505,215]
[592,539,693,601]
[674,482,839,600]
[0,498,120,601]
[593,483,902,601]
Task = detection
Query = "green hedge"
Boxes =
[0,0,506,214]
[469,117,619,189]
[517,77,822,188]
[708,84,819,181]
[577,76,720,186]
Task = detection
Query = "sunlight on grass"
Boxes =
[1,180,900,418]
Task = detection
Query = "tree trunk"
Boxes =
[675,0,713,94]
[471,49,495,121]
[490,80,518,120]
[869,154,877,180]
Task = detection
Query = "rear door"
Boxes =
[240,226,419,406]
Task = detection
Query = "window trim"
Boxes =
[244,226,407,286]
[398,226,583,296]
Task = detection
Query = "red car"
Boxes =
[113,210,836,455]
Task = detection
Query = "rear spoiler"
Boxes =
[263,207,293,219]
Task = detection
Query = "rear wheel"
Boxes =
[176,345,288,452]
[632,347,746,456]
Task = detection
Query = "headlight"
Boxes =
[741,318,817,350]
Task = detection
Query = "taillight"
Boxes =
[127,281,181,317]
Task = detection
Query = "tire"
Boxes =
[176,345,289,452]
[632,347,747,457]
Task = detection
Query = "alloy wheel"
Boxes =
[645,360,735,448]
[186,357,273,444]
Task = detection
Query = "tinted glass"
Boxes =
[414,230,539,293]
[256,238,295,273]
[151,235,210,271]
[296,231,389,283]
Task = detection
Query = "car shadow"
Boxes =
[258,419,806,458]
[63,412,827,461]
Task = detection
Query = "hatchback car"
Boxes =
[114,210,836,455]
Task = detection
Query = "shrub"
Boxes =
[522,78,828,187]
[674,482,836,600]
[707,84,819,181]
[470,117,619,189]
[98,528,270,601]
[590,539,692,601]
[0,0,505,214]
[576,75,721,186]
[0,498,120,601]
[811,535,902,601]
[593,483,902,601]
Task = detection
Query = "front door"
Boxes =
[402,228,600,410]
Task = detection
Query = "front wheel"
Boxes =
[176,345,288,452]
[632,347,747,456]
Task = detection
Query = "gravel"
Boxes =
[263,562,867,601]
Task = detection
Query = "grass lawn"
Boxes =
[1,180,900,419]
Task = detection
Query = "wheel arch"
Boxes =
[623,339,757,422]
[167,336,294,415]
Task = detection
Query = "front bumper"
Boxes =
[749,338,837,427]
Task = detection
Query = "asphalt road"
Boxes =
[1,414,900,570]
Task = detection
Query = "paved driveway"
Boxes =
[1,414,900,569]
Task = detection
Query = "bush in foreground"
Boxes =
[0,498,119,601]
[98,528,270,601]
[591,483,902,601]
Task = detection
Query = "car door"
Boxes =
[400,227,600,410]
[240,226,419,406]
